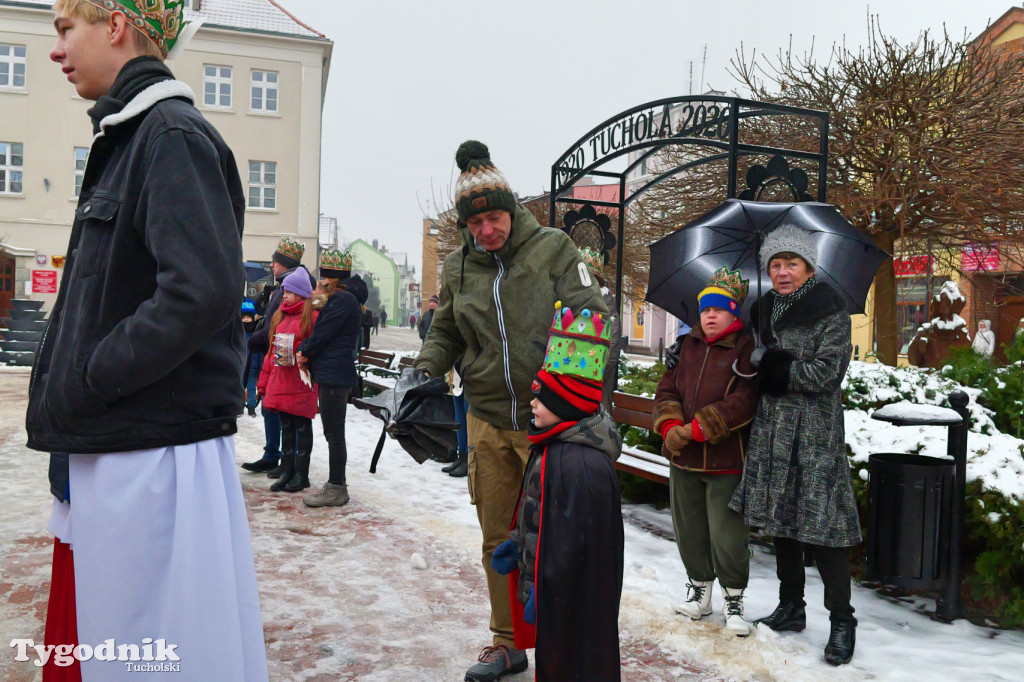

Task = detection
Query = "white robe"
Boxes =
[48,436,268,681]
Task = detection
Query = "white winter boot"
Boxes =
[674,580,713,620]
[723,587,751,636]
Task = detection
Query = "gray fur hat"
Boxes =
[760,225,817,270]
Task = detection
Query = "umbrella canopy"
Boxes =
[646,199,890,328]
[244,261,270,283]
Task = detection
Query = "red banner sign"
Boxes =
[962,244,999,272]
[894,255,932,276]
[32,270,57,294]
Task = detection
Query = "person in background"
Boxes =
[241,300,261,417]
[361,305,373,349]
[296,250,368,508]
[32,2,266,678]
[1012,317,1024,346]
[730,225,859,666]
[380,306,388,328]
[653,267,757,637]
[419,294,439,346]
[972,319,995,357]
[242,237,315,475]
[415,141,606,681]
[442,363,470,477]
[258,269,319,493]
[578,247,625,410]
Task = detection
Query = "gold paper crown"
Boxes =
[578,247,604,276]
[86,1,188,59]
[320,249,353,272]
[274,237,305,262]
[702,266,749,305]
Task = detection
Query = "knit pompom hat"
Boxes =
[454,141,517,223]
[759,225,817,271]
[531,370,603,422]
[282,268,313,299]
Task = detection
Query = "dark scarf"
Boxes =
[88,57,174,134]
[771,277,816,327]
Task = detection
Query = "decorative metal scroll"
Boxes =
[738,155,815,202]
[561,205,617,255]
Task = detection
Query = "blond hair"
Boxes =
[53,0,164,60]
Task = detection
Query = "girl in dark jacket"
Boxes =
[653,267,758,636]
[297,250,368,508]
[258,269,319,493]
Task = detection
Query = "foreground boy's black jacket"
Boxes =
[27,61,245,459]
[508,410,624,681]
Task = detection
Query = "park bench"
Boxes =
[358,349,396,394]
[611,391,670,485]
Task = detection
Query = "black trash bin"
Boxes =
[866,452,955,591]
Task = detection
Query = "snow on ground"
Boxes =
[258,375,1024,681]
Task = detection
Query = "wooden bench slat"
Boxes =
[612,391,669,485]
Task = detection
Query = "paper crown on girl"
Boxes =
[542,302,612,382]
[578,247,605,277]
[697,266,749,314]
[319,248,353,278]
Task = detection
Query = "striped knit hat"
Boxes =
[698,266,749,315]
[531,370,602,422]
[454,141,517,223]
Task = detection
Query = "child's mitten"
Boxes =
[491,539,519,575]
[523,586,536,625]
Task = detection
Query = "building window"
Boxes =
[0,44,27,89]
[0,142,23,194]
[250,70,278,112]
[248,161,276,209]
[203,65,232,108]
[73,147,88,197]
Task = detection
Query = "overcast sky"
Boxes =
[279,0,1016,276]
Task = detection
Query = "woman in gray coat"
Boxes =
[730,225,860,667]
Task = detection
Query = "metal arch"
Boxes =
[548,95,830,331]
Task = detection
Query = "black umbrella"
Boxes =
[244,261,270,283]
[646,198,890,330]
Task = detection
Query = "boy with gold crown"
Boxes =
[490,304,624,681]
[31,1,266,679]
[653,267,759,637]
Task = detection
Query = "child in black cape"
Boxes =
[492,304,624,681]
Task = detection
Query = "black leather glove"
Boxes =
[757,348,795,396]
[665,335,684,370]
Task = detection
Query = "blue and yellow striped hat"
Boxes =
[698,266,749,315]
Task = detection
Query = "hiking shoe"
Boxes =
[465,644,527,681]
[246,405,257,417]
[723,587,751,637]
[824,619,856,666]
[303,483,349,508]
[674,580,713,620]
[756,600,806,632]
[241,458,278,473]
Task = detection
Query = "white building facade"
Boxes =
[0,0,332,312]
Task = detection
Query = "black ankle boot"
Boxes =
[442,452,467,473]
[265,461,285,478]
[270,455,295,492]
[284,455,311,492]
[756,601,806,632]
[824,619,856,666]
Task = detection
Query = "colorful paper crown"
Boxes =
[578,247,605,277]
[698,266,749,314]
[542,302,612,382]
[319,248,353,277]
[86,1,198,59]
[272,237,305,267]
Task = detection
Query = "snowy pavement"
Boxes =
[3,361,1024,680]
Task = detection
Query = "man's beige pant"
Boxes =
[466,413,532,647]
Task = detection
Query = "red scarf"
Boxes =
[704,317,744,345]
[527,419,578,444]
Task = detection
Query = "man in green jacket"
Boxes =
[417,141,607,681]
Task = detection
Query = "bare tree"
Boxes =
[636,19,1024,363]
